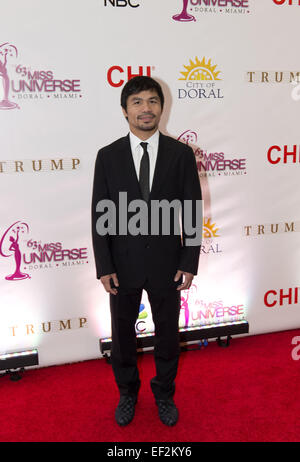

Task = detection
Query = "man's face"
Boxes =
[122,89,162,138]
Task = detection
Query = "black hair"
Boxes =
[121,76,164,111]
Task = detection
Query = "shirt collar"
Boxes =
[129,130,159,151]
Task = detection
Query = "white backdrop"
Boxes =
[0,0,299,367]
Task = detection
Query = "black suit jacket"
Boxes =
[91,132,202,288]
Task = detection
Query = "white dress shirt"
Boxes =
[129,130,159,191]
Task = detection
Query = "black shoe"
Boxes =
[156,398,179,426]
[115,395,137,426]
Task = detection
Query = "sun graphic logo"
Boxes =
[179,57,221,82]
[203,218,220,238]
[201,218,222,255]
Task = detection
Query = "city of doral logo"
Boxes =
[201,218,222,255]
[203,218,220,238]
[178,57,223,100]
[179,57,221,81]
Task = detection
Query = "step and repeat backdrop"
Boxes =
[1,0,299,367]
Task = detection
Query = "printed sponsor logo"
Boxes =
[244,221,299,236]
[246,71,300,84]
[1,317,88,339]
[177,57,224,100]
[172,0,250,22]
[178,129,247,177]
[107,65,153,87]
[104,0,140,7]
[0,221,88,281]
[180,283,245,328]
[267,145,300,165]
[264,287,299,308]
[201,218,222,255]
[273,0,300,6]
[0,158,80,174]
[0,42,82,109]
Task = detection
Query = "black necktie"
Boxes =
[139,142,150,201]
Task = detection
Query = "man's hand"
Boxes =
[100,273,119,295]
[174,270,194,291]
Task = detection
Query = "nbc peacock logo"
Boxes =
[177,56,224,100]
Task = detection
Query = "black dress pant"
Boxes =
[109,279,181,400]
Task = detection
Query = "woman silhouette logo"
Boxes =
[173,0,196,22]
[180,284,197,327]
[0,42,20,110]
[0,221,30,280]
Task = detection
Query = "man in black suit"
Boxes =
[92,76,201,426]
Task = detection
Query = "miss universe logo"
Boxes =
[0,42,82,109]
[172,0,250,21]
[178,129,247,177]
[0,221,88,281]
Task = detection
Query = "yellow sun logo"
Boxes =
[179,57,221,81]
[203,218,220,238]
